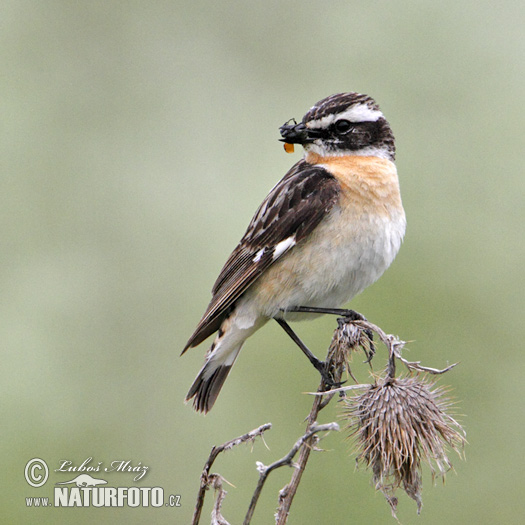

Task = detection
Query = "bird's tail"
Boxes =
[185,343,243,413]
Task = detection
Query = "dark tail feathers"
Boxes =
[186,363,233,413]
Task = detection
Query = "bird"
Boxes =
[182,92,406,413]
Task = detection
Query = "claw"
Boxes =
[362,328,376,364]
[315,360,347,390]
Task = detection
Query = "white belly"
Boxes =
[299,208,404,304]
[244,204,406,321]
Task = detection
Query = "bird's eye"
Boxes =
[334,119,352,134]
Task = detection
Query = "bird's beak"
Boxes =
[279,121,317,145]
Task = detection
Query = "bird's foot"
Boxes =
[312,358,346,390]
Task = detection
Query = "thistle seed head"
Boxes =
[328,318,374,380]
[343,375,466,517]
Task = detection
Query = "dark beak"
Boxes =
[279,120,317,144]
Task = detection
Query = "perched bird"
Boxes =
[182,92,406,413]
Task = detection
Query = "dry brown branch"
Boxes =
[209,474,231,525]
[243,422,339,524]
[273,319,354,524]
[191,423,272,525]
[349,318,459,377]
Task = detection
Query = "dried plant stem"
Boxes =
[191,423,272,525]
[274,335,346,525]
[274,386,327,525]
[349,319,458,377]
[244,422,338,525]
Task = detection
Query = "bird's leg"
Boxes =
[284,305,363,319]
[274,318,341,388]
[282,306,376,362]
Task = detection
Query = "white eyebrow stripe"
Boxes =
[272,236,296,260]
[307,103,383,129]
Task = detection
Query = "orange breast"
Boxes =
[305,152,404,218]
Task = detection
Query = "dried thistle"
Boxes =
[328,317,375,382]
[343,375,466,517]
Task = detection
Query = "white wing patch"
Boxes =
[272,236,296,260]
[253,248,265,262]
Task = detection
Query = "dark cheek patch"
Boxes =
[341,121,381,150]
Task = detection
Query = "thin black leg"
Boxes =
[274,318,324,371]
[274,318,340,387]
[281,306,376,362]
[282,305,363,320]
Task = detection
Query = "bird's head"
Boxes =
[280,92,395,161]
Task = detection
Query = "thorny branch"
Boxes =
[272,316,355,525]
[244,422,339,525]
[191,423,272,525]
[348,319,458,379]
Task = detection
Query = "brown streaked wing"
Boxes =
[182,160,340,353]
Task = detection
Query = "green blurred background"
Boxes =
[2,1,524,523]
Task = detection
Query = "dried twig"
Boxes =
[244,422,339,524]
[349,319,459,378]
[273,323,351,525]
[209,474,231,525]
[191,423,272,525]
